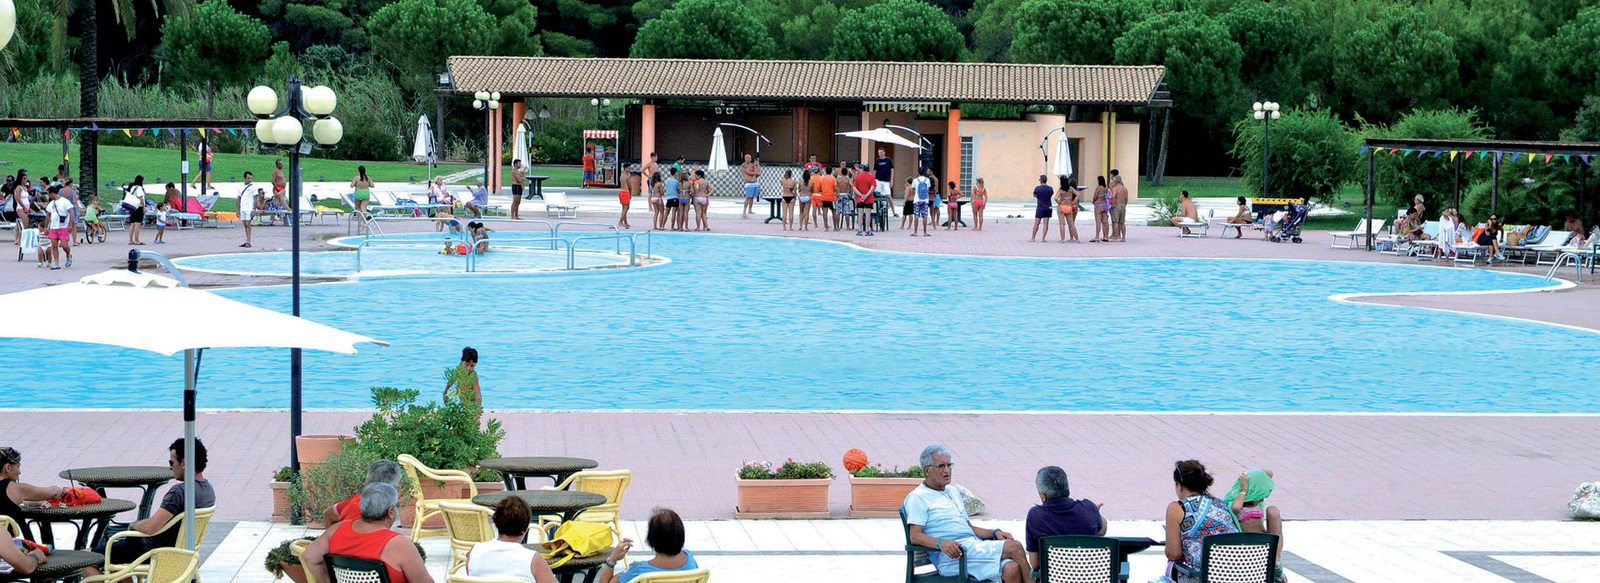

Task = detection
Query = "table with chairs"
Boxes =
[17,498,136,549]
[478,457,598,491]
[59,466,172,522]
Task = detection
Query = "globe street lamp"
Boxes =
[472,92,500,195]
[248,76,341,480]
[590,97,611,121]
[1252,101,1281,199]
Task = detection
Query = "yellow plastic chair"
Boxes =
[398,454,478,542]
[631,568,710,583]
[540,470,632,540]
[291,539,321,583]
[101,506,216,577]
[437,501,495,573]
[445,573,527,583]
[82,548,200,583]
[0,516,21,539]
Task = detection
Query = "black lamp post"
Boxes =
[248,76,342,478]
[1253,101,1281,199]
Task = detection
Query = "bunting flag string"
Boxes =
[1527,153,1535,163]
[1562,155,1571,164]
[1390,148,1401,154]
[1360,146,1372,154]
[1465,150,1475,158]
[1546,154,1555,164]
[1449,151,1458,162]
[121,129,132,137]
[1584,155,1591,164]
[153,128,161,137]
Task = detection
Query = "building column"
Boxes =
[641,103,657,160]
[510,102,525,167]
[945,106,961,190]
[860,110,871,163]
[794,107,808,162]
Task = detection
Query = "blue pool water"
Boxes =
[175,233,637,276]
[5,234,1597,412]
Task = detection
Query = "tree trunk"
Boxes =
[78,0,99,198]
[207,82,216,119]
[1144,109,1158,181]
[1153,108,1172,187]
[435,96,445,161]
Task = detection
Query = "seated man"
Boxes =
[85,438,216,577]
[904,444,1033,583]
[1168,191,1199,234]
[303,484,433,583]
[323,460,403,526]
[1025,466,1107,570]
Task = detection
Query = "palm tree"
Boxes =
[52,0,192,197]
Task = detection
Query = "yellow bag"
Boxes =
[539,521,613,569]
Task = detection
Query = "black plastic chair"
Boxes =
[326,554,393,583]
[1037,535,1121,583]
[899,507,989,583]
[1170,532,1279,583]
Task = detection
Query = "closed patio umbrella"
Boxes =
[0,254,387,550]
[513,123,530,168]
[413,115,433,164]
[708,127,730,172]
[1053,135,1074,179]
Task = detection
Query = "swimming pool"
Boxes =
[174,232,646,277]
[7,234,1597,412]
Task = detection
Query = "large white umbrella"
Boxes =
[413,115,433,163]
[708,127,730,172]
[836,127,923,150]
[512,122,530,168]
[0,262,387,550]
[1053,135,1074,178]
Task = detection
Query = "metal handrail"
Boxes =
[1545,245,1597,283]
[355,233,467,273]
[554,222,622,252]
[566,232,650,269]
[352,230,647,274]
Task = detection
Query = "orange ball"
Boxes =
[843,448,868,471]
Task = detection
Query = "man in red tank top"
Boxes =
[304,483,434,583]
[322,460,404,526]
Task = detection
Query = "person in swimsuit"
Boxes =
[1029,175,1053,242]
[740,154,760,219]
[1055,177,1079,243]
[272,159,289,210]
[1221,196,1253,239]
[799,170,816,232]
[444,347,482,408]
[972,178,988,231]
[648,175,666,231]
[901,179,916,231]
[693,170,712,232]
[816,168,838,232]
[926,169,943,229]
[675,171,693,232]
[945,182,963,231]
[620,164,641,230]
[1091,176,1110,242]
[780,170,798,231]
[1226,469,1285,583]
[350,166,374,214]
[510,159,526,220]
[662,172,680,231]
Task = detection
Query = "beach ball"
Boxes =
[457,244,470,255]
[843,449,868,471]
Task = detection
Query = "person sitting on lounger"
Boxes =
[304,483,434,583]
[905,444,1033,583]
[323,460,403,526]
[1220,196,1252,238]
[1169,191,1199,234]
[1025,466,1105,570]
[1479,214,1505,262]
[1396,208,1426,242]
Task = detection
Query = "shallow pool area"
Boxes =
[8,234,1597,412]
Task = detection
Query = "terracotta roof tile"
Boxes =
[446,57,1166,105]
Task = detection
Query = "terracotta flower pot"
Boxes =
[734,478,832,518]
[294,435,352,471]
[848,476,922,518]
[270,481,292,523]
[279,562,308,583]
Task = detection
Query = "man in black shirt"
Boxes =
[873,148,896,217]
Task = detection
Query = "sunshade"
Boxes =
[0,265,387,550]
[708,127,730,172]
[412,115,433,163]
[513,123,530,168]
[836,128,922,150]
[1053,135,1074,178]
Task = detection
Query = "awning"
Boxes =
[864,101,949,113]
[584,130,618,139]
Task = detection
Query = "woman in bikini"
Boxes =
[798,170,814,232]
[648,174,665,230]
[1222,196,1253,238]
[971,178,988,231]
[780,170,798,231]
[693,170,712,231]
[944,181,963,231]
[1091,176,1111,242]
[1056,177,1079,243]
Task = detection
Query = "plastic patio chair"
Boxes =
[437,500,496,573]
[101,505,216,577]
[1170,532,1279,583]
[291,539,322,583]
[326,554,392,583]
[82,548,199,583]
[397,454,479,542]
[1037,535,1120,583]
[630,568,711,583]
[898,507,990,583]
[540,469,632,541]
[446,573,528,583]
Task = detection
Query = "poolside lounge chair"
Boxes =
[397,454,478,542]
[82,548,199,583]
[1175,209,1209,238]
[1504,226,1552,262]
[437,501,496,573]
[302,194,343,225]
[539,469,631,543]
[100,505,215,578]
[544,190,578,219]
[1170,532,1279,583]
[1521,231,1572,265]
[1037,535,1121,583]
[899,507,996,583]
[368,191,411,216]
[1330,218,1386,249]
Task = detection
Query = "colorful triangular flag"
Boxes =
[135,129,144,136]
[1563,155,1571,164]
[90,123,99,132]
[1449,151,1458,162]
[1546,154,1554,164]
[1403,149,1414,156]
[1390,148,1401,154]
[1430,151,1442,157]
[1493,151,1504,163]
[121,129,132,137]
[153,128,161,137]
[1479,151,1489,160]
[1527,153,1535,163]
[1360,146,1371,154]
[1583,155,1592,164]
[242,129,251,138]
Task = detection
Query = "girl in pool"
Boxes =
[1226,469,1285,582]
[798,170,814,232]
[693,170,712,231]
[1056,177,1079,243]
[780,170,798,231]
[944,181,962,231]
[470,221,491,253]
[1091,176,1110,242]
[971,178,988,231]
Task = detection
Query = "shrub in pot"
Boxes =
[734,459,834,518]
[848,464,924,518]
[349,387,505,526]
[270,466,294,523]
[285,448,408,528]
[264,537,314,583]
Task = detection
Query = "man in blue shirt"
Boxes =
[904,444,1033,583]
[1024,466,1106,569]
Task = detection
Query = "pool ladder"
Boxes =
[1543,245,1597,283]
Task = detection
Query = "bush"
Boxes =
[1364,109,1492,218]
[1463,163,1583,226]
[330,112,403,161]
[286,448,385,524]
[1148,191,1182,224]
[1231,109,1360,206]
[849,464,925,478]
[272,466,293,482]
[350,387,504,474]
[738,459,833,480]
[264,537,314,578]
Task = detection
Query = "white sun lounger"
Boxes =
[544,190,578,219]
[1175,209,1208,238]
[1331,218,1387,249]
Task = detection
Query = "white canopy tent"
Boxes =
[708,127,730,172]
[0,259,387,550]
[836,128,923,150]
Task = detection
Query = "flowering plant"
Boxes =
[738,458,833,480]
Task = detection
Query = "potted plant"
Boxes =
[286,448,400,529]
[734,459,834,518]
[264,537,314,583]
[270,466,294,523]
[349,387,506,527]
[295,434,353,471]
[847,464,924,518]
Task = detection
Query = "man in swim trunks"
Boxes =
[270,159,288,210]
[741,154,760,219]
[621,164,641,230]
[1110,173,1129,242]
[874,148,896,217]
[904,444,1031,583]
[643,152,659,183]
[510,159,525,220]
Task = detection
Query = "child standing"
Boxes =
[153,202,170,244]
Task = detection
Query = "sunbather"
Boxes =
[1479,214,1505,262]
[1396,208,1426,242]
[1169,191,1199,234]
[1221,196,1252,238]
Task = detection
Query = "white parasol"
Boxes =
[412,115,433,164]
[708,127,730,172]
[513,122,530,167]
[1053,135,1074,178]
[0,259,387,550]
[836,128,923,150]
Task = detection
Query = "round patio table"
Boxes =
[471,490,605,525]
[18,498,137,550]
[478,457,598,490]
[60,466,172,521]
[523,544,612,583]
[26,549,105,583]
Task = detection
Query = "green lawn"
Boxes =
[0,142,583,188]
[1141,176,1367,203]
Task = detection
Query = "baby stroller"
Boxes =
[1268,201,1308,243]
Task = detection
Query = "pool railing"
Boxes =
[352,230,653,273]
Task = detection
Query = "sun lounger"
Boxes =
[1504,230,1568,264]
[1175,209,1209,238]
[1331,218,1386,249]
[301,194,343,225]
[544,190,578,219]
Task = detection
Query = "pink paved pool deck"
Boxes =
[5,208,1598,523]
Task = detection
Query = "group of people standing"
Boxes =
[1030,170,1130,243]
[636,153,715,232]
